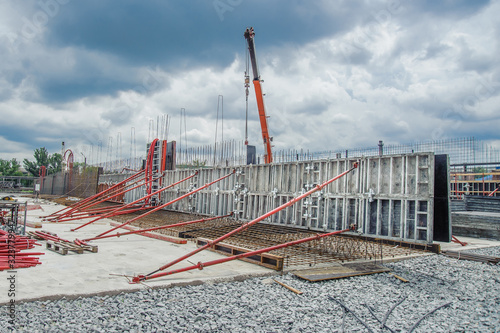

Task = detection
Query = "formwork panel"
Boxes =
[380,199,390,236]
[391,157,404,194]
[379,158,391,195]
[368,200,378,235]
[392,200,402,237]
[97,152,439,244]
[406,156,417,196]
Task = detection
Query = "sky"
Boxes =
[1,0,499,164]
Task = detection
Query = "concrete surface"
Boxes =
[2,194,500,305]
[0,195,274,304]
[437,235,500,251]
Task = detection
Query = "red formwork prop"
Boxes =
[83,213,233,242]
[54,172,164,223]
[47,172,152,222]
[0,230,43,271]
[71,171,198,232]
[95,170,236,238]
[46,140,171,224]
[488,185,500,197]
[134,227,354,282]
[106,222,188,244]
[44,169,144,220]
[130,162,358,283]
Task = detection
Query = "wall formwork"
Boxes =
[151,152,445,244]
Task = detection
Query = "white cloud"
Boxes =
[1,0,499,163]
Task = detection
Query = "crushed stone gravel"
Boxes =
[2,246,499,332]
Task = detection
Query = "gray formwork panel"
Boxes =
[157,153,438,244]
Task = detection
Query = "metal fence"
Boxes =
[95,136,499,172]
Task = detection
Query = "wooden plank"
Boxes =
[293,262,390,282]
[273,279,303,294]
[196,237,284,271]
[79,244,98,253]
[389,272,409,282]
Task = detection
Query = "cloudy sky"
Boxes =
[1,0,499,164]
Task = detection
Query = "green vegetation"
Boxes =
[23,147,62,177]
[177,160,208,169]
[0,158,23,176]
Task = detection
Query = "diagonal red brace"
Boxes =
[95,169,236,238]
[82,213,233,242]
[132,162,358,283]
[71,171,198,232]
[44,169,144,219]
[134,226,355,282]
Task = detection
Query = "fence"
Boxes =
[94,136,499,173]
[40,167,101,197]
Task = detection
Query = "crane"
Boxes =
[244,27,273,164]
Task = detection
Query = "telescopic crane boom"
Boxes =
[244,27,273,164]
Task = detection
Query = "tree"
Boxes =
[23,148,63,177]
[0,158,23,176]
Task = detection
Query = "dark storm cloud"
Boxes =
[46,0,364,67]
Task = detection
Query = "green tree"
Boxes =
[23,148,63,176]
[473,167,487,179]
[0,158,23,176]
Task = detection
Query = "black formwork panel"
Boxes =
[433,154,451,242]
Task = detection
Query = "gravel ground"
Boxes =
[2,247,499,333]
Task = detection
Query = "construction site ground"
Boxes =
[2,194,500,305]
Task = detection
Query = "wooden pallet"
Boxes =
[30,230,99,255]
[46,241,69,255]
[196,237,284,270]
[45,240,98,255]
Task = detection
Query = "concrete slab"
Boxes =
[1,196,274,304]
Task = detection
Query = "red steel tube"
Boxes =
[45,172,145,222]
[56,172,166,221]
[47,173,150,221]
[34,231,71,243]
[138,162,358,281]
[56,206,150,224]
[488,185,500,197]
[0,252,45,257]
[95,170,236,238]
[71,171,198,232]
[44,169,144,219]
[83,213,233,242]
[134,226,354,282]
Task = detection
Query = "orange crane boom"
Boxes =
[244,27,273,164]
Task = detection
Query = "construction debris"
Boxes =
[389,272,409,283]
[272,279,303,295]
